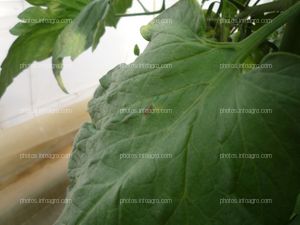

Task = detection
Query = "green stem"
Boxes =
[137,0,150,13]
[116,0,165,17]
[237,0,298,19]
[238,1,300,60]
[216,0,223,16]
[253,0,261,7]
[280,10,300,55]
[228,0,245,10]
[206,1,219,18]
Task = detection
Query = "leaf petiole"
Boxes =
[238,1,300,60]
[116,0,165,17]
[236,0,298,19]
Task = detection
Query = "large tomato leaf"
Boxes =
[55,1,300,225]
[0,0,132,96]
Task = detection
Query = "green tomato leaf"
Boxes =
[55,1,300,225]
[0,0,133,97]
[0,1,75,97]
[52,0,133,92]
[0,24,66,96]
[0,0,81,97]
[26,0,50,6]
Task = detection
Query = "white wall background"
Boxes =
[0,0,268,128]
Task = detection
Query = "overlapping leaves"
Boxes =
[0,0,132,96]
[54,1,300,225]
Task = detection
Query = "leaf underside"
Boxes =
[55,1,300,225]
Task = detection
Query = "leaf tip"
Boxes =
[52,59,69,94]
[55,73,69,94]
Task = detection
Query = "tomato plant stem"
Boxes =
[238,1,300,61]
[280,11,300,55]
[237,0,298,19]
